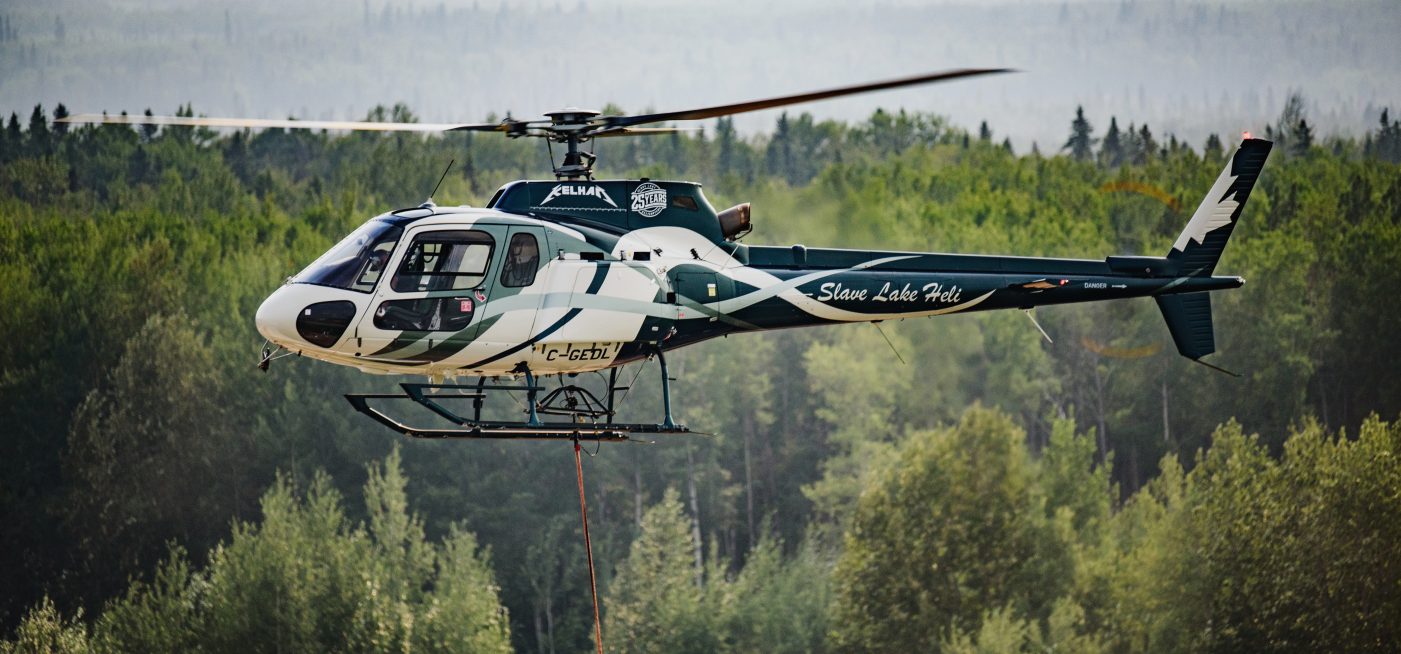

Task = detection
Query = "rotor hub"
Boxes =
[544,108,602,125]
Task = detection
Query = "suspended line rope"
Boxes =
[573,438,605,654]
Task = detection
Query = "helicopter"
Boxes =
[62,69,1272,442]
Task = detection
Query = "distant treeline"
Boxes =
[6,0,1400,150]
[1,100,1399,652]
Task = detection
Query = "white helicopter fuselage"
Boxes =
[257,141,1266,385]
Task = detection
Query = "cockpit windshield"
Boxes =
[293,220,403,293]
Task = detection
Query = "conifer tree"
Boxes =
[1100,116,1123,167]
[1121,122,1139,164]
[1136,124,1156,164]
[603,489,717,654]
[26,105,49,156]
[1293,118,1314,156]
[715,116,736,175]
[140,109,158,142]
[1062,105,1095,161]
[52,103,69,137]
[1203,133,1224,162]
[1275,92,1308,155]
[765,112,793,183]
[1,112,19,160]
[1378,108,1401,163]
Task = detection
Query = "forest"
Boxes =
[1,98,1400,652]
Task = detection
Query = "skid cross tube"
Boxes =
[536,385,613,419]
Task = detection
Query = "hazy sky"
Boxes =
[2,0,1398,150]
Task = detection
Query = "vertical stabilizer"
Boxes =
[1167,138,1272,276]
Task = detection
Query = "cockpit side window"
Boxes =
[356,238,398,290]
[391,230,494,293]
[293,221,403,293]
[501,233,540,288]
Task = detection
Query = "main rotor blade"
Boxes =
[59,113,514,133]
[604,68,1014,128]
[590,126,702,138]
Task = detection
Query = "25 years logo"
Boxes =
[631,182,667,218]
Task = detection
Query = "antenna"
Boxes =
[1022,308,1053,344]
[426,158,454,204]
[872,322,907,365]
[1191,357,1242,377]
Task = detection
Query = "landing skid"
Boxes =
[345,348,689,441]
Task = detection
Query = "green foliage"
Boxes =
[939,600,1106,654]
[603,490,832,654]
[1099,417,1401,652]
[832,406,1104,651]
[63,314,245,598]
[9,451,512,654]
[1040,415,1113,538]
[94,551,202,654]
[603,488,717,654]
[941,606,1038,654]
[0,599,90,654]
[169,454,510,654]
[801,325,912,523]
[830,405,1401,653]
[722,535,833,654]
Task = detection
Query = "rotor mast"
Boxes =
[543,108,600,180]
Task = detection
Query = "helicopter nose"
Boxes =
[257,285,360,349]
[255,286,300,345]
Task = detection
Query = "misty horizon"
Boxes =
[2,0,1398,152]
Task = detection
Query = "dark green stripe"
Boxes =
[415,263,611,368]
